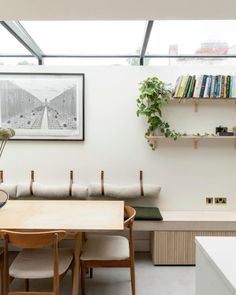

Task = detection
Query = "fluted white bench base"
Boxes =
[133,211,236,265]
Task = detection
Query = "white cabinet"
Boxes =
[195,237,236,295]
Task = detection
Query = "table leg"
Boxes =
[72,232,82,295]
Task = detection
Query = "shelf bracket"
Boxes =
[149,132,157,149]
[194,100,199,112]
[152,138,158,149]
[193,138,198,149]
[234,101,236,112]
[234,138,236,149]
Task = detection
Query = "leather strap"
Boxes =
[0,170,3,184]
[69,170,73,196]
[140,170,144,196]
[101,170,105,195]
[29,170,34,195]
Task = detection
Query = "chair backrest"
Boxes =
[124,206,136,228]
[1,230,66,248]
[1,230,67,295]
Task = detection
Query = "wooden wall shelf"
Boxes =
[170,98,236,112]
[147,135,236,149]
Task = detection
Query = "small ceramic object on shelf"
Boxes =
[0,189,9,208]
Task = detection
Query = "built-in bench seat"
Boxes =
[136,211,236,265]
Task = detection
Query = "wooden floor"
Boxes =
[8,253,195,295]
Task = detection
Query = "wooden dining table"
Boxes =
[0,200,124,295]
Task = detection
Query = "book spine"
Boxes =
[182,75,190,97]
[193,75,203,97]
[214,75,218,98]
[183,76,192,98]
[199,75,208,97]
[178,75,187,97]
[191,76,196,97]
[174,76,182,97]
[230,76,233,97]
[221,75,225,98]
[233,76,236,98]
[175,75,183,97]
[207,75,212,97]
[210,76,215,98]
[187,76,194,97]
[217,75,221,98]
[203,77,210,98]
[223,75,227,98]
[226,75,230,98]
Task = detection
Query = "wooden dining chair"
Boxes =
[0,248,4,295]
[80,206,136,295]
[1,230,74,295]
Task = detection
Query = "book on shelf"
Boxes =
[173,75,183,97]
[178,75,189,97]
[183,76,192,97]
[199,75,208,97]
[172,74,236,99]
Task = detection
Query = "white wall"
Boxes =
[1,65,236,211]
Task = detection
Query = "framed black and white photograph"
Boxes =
[0,73,85,140]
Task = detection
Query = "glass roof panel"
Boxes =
[147,20,236,55]
[0,24,30,54]
[145,57,236,66]
[44,57,138,66]
[21,21,146,55]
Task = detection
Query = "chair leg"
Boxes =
[89,268,93,279]
[130,264,135,295]
[80,264,86,295]
[25,279,29,292]
[71,262,74,286]
[0,255,3,295]
[1,270,3,295]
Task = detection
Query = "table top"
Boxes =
[196,237,236,292]
[0,200,124,231]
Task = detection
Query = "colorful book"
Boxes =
[207,75,212,97]
[220,75,225,98]
[187,75,194,97]
[203,76,210,98]
[183,76,192,97]
[199,75,208,97]
[180,75,190,97]
[226,75,230,98]
[210,76,216,97]
[213,75,219,98]
[223,75,227,98]
[173,76,183,97]
[229,76,233,97]
[233,76,236,98]
[193,75,203,97]
[176,75,187,97]
[216,75,221,98]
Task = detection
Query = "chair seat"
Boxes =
[80,235,129,261]
[10,248,73,279]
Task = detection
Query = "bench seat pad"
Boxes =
[133,207,163,221]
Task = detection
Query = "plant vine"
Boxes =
[136,76,182,150]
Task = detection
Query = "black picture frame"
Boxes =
[0,72,85,141]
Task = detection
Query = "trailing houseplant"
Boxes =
[136,76,182,150]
